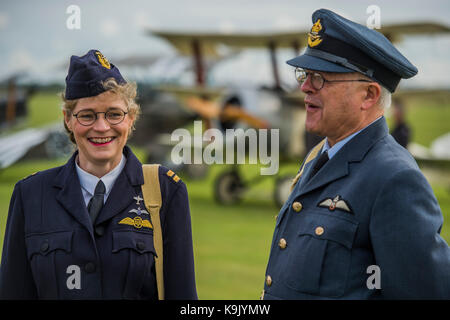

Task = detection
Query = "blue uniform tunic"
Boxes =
[0,146,197,299]
[263,117,450,299]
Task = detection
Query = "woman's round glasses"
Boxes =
[72,109,128,126]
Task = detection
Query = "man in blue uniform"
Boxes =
[0,50,197,299]
[263,9,450,299]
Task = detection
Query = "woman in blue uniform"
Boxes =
[0,49,197,299]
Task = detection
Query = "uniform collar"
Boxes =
[53,146,144,230]
[53,145,144,189]
[323,116,382,159]
[291,116,388,199]
[75,154,126,199]
[121,145,145,186]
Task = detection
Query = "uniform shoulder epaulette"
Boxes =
[165,169,181,183]
[23,171,39,181]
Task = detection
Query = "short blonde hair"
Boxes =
[61,78,140,144]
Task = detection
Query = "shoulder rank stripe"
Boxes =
[166,170,175,177]
[166,169,181,182]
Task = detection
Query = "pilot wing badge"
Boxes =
[318,195,352,214]
[119,216,153,229]
[308,18,324,47]
[128,195,149,216]
[120,195,152,229]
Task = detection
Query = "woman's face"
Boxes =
[64,91,134,172]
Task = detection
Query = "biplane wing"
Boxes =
[147,30,308,56]
[378,21,450,41]
[147,21,450,88]
[147,21,450,56]
[393,88,450,101]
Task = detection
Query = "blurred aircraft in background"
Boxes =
[0,74,32,130]
[1,21,450,207]
[0,73,74,170]
[142,22,450,206]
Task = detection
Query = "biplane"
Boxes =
[140,21,450,207]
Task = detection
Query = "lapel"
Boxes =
[295,158,318,192]
[54,151,93,233]
[95,146,145,225]
[297,117,389,197]
[54,146,145,230]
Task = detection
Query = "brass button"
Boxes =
[292,201,303,212]
[266,275,272,287]
[315,226,324,236]
[278,238,287,249]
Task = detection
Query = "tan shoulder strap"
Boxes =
[141,164,164,300]
[290,139,326,192]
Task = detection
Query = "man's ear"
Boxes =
[361,82,381,110]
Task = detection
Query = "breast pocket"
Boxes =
[25,230,73,298]
[112,230,157,299]
[282,212,358,297]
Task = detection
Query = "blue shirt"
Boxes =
[75,155,127,206]
[322,117,382,158]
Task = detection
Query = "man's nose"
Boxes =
[300,75,315,94]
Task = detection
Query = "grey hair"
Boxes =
[377,85,392,110]
[358,73,392,110]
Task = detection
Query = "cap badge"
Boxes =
[308,18,323,48]
[95,51,111,69]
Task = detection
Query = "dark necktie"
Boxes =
[88,180,105,225]
[309,151,329,180]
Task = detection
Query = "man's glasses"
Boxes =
[295,67,372,91]
[72,109,128,126]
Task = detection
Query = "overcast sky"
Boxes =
[1,0,449,88]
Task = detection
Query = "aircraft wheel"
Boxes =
[214,170,245,205]
[274,175,293,208]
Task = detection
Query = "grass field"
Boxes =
[0,91,449,299]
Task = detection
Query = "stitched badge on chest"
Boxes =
[119,216,153,229]
[318,195,352,214]
[118,195,153,229]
